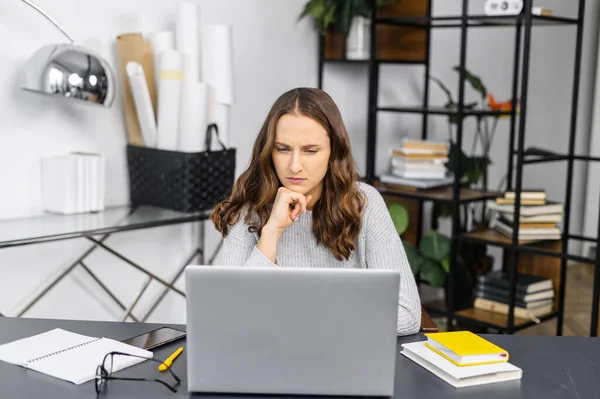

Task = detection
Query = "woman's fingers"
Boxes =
[283,190,307,220]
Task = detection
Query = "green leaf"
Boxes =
[388,203,409,235]
[298,0,327,20]
[420,257,447,287]
[440,255,450,273]
[430,76,455,107]
[446,142,469,180]
[453,66,487,101]
[464,156,491,186]
[402,241,421,275]
[377,0,399,7]
[419,230,451,262]
[335,0,355,36]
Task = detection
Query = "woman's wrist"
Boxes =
[256,223,283,263]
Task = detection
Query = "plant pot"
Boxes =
[446,252,494,312]
[346,16,371,60]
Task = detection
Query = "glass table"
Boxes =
[0,205,218,321]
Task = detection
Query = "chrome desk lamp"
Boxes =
[19,0,115,107]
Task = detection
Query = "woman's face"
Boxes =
[272,113,331,206]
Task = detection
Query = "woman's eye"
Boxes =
[276,147,289,152]
[305,150,318,154]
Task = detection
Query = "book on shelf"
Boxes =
[388,139,451,182]
[493,219,561,240]
[486,200,564,217]
[496,216,557,229]
[400,333,522,388]
[474,283,554,305]
[379,173,455,189]
[477,271,553,294]
[473,298,554,323]
[391,168,447,180]
[500,212,563,224]
[495,197,546,206]
[401,138,449,153]
[504,189,546,201]
[391,157,447,169]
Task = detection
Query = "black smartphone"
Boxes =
[122,327,186,350]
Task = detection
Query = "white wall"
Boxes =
[2,0,597,322]
[323,0,600,260]
[0,0,316,322]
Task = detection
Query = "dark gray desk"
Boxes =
[0,317,597,398]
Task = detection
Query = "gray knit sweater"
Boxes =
[222,182,422,335]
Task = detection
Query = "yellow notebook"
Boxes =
[424,331,509,367]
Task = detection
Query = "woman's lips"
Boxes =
[287,177,306,184]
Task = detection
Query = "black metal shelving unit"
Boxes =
[317,0,600,336]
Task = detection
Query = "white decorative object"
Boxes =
[346,16,371,60]
[484,0,523,16]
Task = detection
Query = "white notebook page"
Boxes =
[28,337,153,384]
[0,328,96,366]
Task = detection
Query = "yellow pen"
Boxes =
[158,347,183,371]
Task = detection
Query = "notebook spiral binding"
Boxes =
[25,337,102,365]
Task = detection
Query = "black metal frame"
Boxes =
[317,0,600,336]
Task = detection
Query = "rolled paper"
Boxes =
[178,80,209,152]
[202,25,234,105]
[208,99,231,151]
[176,1,200,81]
[156,50,185,151]
[149,31,174,101]
[126,62,157,148]
[116,33,157,146]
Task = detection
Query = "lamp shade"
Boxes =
[20,43,115,107]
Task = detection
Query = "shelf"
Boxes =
[376,14,579,28]
[374,181,502,203]
[453,308,559,332]
[459,229,561,247]
[377,105,512,117]
[323,58,425,65]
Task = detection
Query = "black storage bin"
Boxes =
[126,124,236,213]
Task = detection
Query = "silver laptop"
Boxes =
[184,265,400,396]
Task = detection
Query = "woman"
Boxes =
[210,87,421,335]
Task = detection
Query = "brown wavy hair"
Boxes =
[210,87,365,261]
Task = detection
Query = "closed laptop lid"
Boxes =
[184,265,400,396]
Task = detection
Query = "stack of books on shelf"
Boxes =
[487,189,563,241]
[379,139,454,189]
[473,271,554,323]
[400,331,522,388]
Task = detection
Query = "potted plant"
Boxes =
[386,67,516,310]
[298,0,400,59]
[389,202,483,311]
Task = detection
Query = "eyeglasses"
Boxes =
[95,351,181,394]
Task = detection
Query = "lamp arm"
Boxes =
[20,0,76,44]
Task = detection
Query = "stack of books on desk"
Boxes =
[379,139,454,189]
[473,271,554,322]
[401,331,522,388]
[487,190,563,241]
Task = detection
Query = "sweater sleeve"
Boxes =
[361,184,422,335]
[221,215,280,267]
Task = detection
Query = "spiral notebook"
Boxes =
[0,328,153,384]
